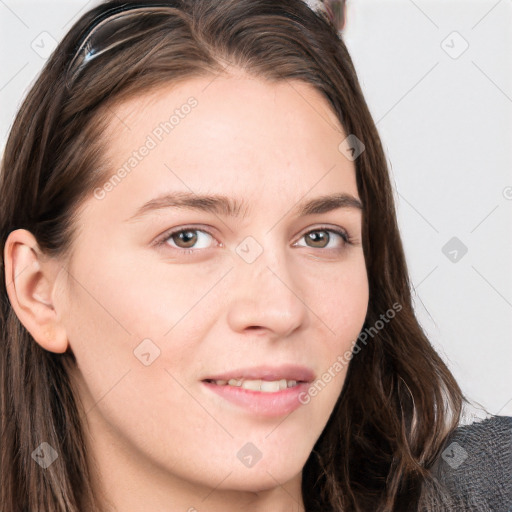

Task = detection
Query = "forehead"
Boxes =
[103,73,345,160]
[94,73,358,218]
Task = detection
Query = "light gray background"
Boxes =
[1,0,511,419]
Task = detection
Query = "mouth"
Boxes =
[202,377,306,393]
[201,364,315,389]
[200,364,315,416]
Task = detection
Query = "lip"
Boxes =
[201,364,315,383]
[201,364,315,418]
[201,380,312,417]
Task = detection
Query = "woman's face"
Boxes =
[56,74,369,508]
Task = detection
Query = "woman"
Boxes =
[1,1,510,511]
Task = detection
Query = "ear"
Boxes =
[3,229,69,353]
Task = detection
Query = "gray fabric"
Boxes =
[430,415,512,511]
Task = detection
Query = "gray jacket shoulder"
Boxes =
[431,415,512,512]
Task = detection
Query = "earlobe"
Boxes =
[3,229,69,354]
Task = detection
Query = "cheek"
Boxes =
[304,255,369,391]
[62,240,217,344]
[307,254,369,343]
[59,245,227,434]
[60,256,208,470]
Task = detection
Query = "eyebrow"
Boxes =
[126,191,363,222]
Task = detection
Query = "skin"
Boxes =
[5,73,369,512]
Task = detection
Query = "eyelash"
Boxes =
[155,225,355,255]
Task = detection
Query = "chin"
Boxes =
[218,456,305,492]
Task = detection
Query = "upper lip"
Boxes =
[202,364,315,383]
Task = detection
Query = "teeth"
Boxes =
[214,378,299,392]
[243,380,265,391]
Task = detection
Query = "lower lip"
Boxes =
[201,381,311,417]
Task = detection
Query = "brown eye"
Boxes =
[296,227,350,251]
[161,228,216,251]
[305,230,330,248]
[170,230,198,248]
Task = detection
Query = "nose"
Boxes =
[226,244,309,339]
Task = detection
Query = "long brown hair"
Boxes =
[0,1,465,510]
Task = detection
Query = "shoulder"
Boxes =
[431,415,512,511]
